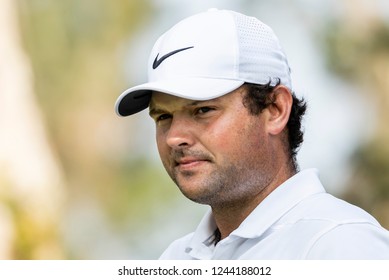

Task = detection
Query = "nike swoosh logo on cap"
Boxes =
[152,46,194,69]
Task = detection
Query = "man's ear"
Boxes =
[265,85,292,136]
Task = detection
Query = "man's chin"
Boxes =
[176,182,219,205]
[176,181,204,199]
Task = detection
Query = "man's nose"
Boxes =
[165,117,195,149]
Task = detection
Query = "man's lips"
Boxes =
[174,157,210,170]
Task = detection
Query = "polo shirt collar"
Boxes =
[232,168,325,238]
[186,168,326,258]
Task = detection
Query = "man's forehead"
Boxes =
[150,91,218,111]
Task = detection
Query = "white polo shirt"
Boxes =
[159,169,389,259]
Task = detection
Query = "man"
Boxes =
[115,9,389,259]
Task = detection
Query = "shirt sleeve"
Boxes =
[305,223,389,259]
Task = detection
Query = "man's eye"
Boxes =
[196,107,214,114]
[156,114,171,122]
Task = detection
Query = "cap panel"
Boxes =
[148,10,239,82]
[233,11,292,88]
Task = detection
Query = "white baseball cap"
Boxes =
[115,8,292,117]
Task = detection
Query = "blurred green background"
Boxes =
[0,0,388,259]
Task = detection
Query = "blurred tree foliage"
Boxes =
[322,17,389,228]
[15,0,180,258]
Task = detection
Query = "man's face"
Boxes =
[149,86,276,208]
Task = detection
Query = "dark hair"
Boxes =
[243,80,307,171]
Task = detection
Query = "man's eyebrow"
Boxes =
[187,100,203,106]
[149,99,219,117]
[187,99,219,106]
[148,107,166,117]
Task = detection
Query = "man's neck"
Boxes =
[211,164,296,240]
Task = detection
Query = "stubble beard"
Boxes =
[168,158,272,209]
